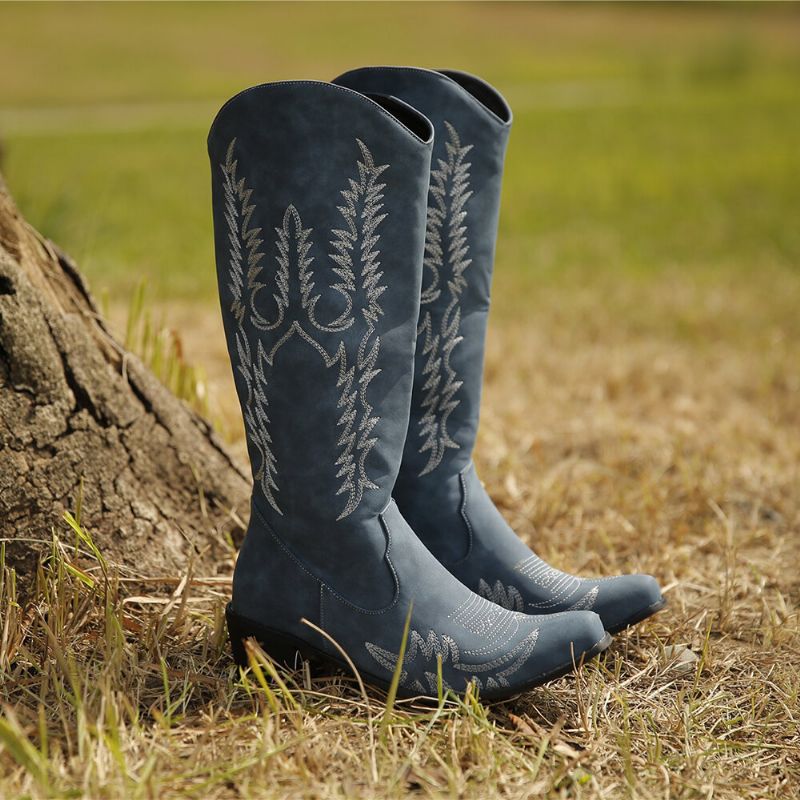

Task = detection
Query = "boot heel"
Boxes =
[225,604,250,667]
[226,603,316,669]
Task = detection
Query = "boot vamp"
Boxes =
[320,502,607,699]
[396,462,664,633]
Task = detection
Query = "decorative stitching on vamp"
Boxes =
[514,554,600,611]
[477,578,525,613]
[365,625,539,692]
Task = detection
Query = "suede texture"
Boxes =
[333,68,664,633]
[209,81,608,698]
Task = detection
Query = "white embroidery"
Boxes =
[221,138,389,520]
[249,203,312,333]
[329,141,388,518]
[448,593,520,643]
[567,585,599,611]
[477,579,525,613]
[222,141,280,512]
[366,626,539,694]
[514,554,599,612]
[366,593,539,693]
[416,122,473,475]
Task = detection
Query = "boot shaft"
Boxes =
[333,68,512,482]
[208,82,434,532]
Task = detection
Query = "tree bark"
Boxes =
[0,174,250,579]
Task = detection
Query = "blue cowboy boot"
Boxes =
[209,81,610,700]
[333,67,665,634]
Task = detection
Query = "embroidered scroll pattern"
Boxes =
[416,122,474,475]
[221,142,280,512]
[329,141,389,517]
[221,138,389,520]
[365,595,539,694]
[514,555,600,612]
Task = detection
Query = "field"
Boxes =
[1,3,799,798]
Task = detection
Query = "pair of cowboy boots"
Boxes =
[209,67,665,700]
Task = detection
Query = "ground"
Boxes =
[1,4,799,798]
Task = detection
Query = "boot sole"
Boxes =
[226,603,613,701]
[606,596,668,635]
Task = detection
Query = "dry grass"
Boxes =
[2,4,797,795]
[2,269,798,799]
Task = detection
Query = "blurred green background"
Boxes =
[1,2,798,323]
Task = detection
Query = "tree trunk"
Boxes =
[0,174,250,579]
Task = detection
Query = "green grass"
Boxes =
[2,3,799,299]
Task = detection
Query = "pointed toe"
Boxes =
[514,610,609,692]
[594,574,666,634]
